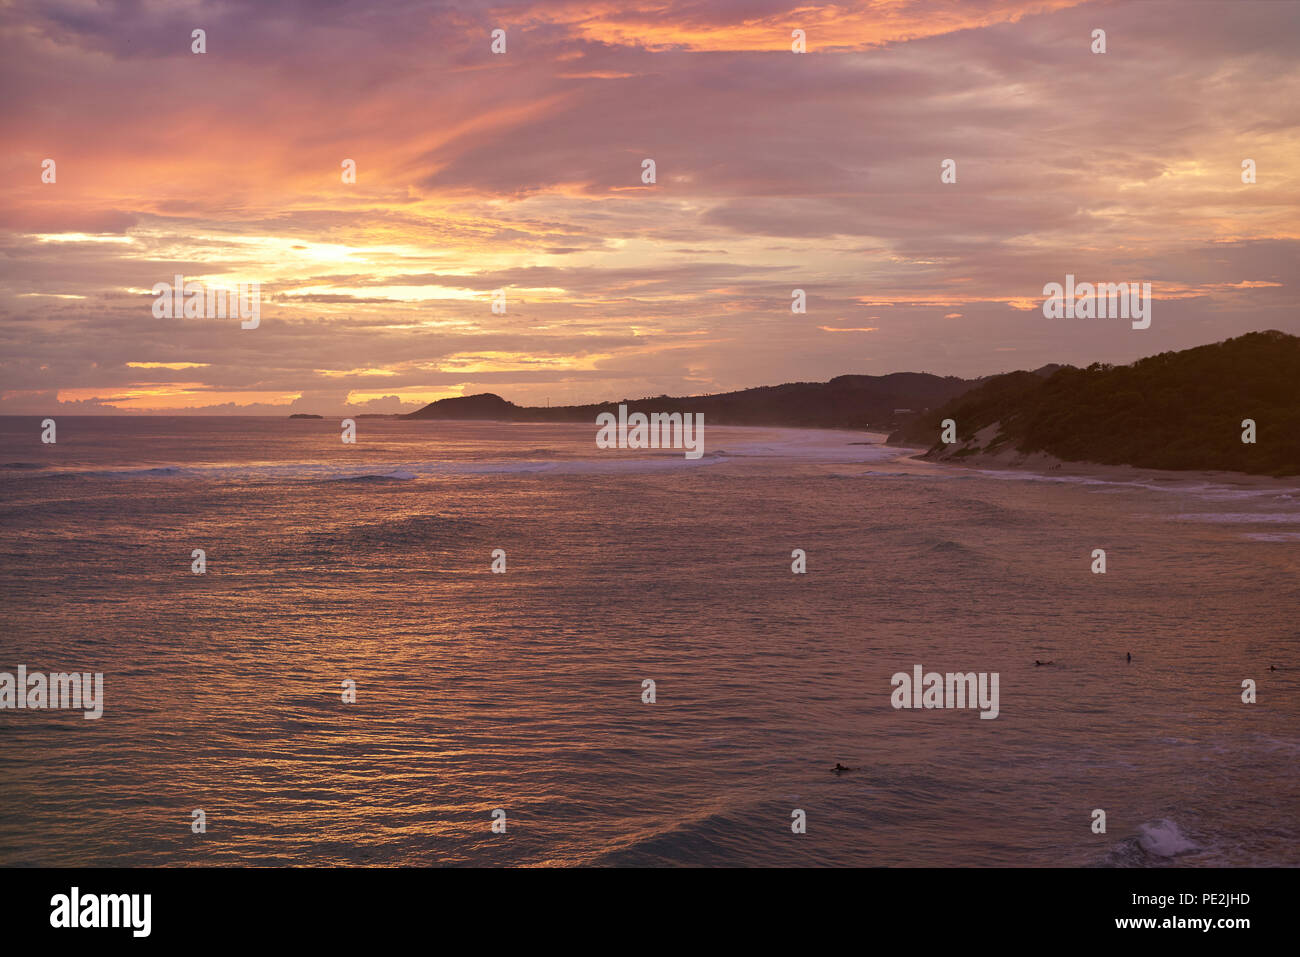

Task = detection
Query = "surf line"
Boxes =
[890,664,999,719]
[595,404,705,460]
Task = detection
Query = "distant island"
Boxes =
[888,331,1299,477]
[291,330,1299,477]
[288,413,323,419]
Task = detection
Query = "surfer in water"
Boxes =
[1127,652,1132,663]
[831,763,852,774]
[1034,659,1054,666]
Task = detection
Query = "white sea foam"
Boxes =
[1137,818,1200,857]
[30,427,901,482]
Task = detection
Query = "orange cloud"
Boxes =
[518,0,1087,52]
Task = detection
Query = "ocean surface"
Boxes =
[1,415,1297,867]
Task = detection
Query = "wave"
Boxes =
[73,465,190,479]
[1137,818,1200,857]
[587,808,756,866]
[1172,512,1300,524]
[2,427,912,485]
[925,539,985,562]
[971,468,1300,499]
[1103,818,1204,866]
[328,468,417,482]
[21,455,727,483]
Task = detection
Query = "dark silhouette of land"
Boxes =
[888,331,1299,477]
[301,330,1299,477]
[401,373,981,431]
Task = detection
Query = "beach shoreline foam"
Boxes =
[888,439,1300,493]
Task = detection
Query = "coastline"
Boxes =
[888,440,1300,491]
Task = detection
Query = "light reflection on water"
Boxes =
[1,417,1297,866]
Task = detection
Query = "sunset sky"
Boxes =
[2,0,1298,414]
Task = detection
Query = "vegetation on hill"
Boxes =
[889,331,1300,476]
[405,372,979,431]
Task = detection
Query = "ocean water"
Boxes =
[0,415,1297,867]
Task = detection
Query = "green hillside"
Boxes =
[889,331,1300,476]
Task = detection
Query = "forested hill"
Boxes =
[888,331,1300,476]
[404,372,979,431]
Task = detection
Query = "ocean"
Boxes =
[1,415,1297,866]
